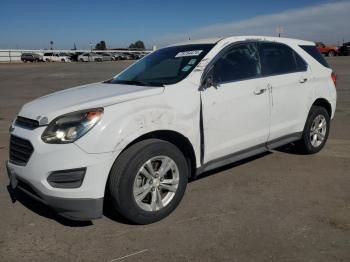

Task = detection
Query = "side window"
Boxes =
[260,43,306,75]
[212,43,261,83]
[300,45,329,68]
[294,52,307,72]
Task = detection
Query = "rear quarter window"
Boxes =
[299,45,329,68]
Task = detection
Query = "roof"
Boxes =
[170,36,314,47]
[167,37,223,47]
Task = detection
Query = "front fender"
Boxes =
[74,94,201,160]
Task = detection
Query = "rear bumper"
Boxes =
[6,161,103,220]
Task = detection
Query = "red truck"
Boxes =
[316,42,338,57]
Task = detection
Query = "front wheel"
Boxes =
[108,139,189,224]
[297,106,330,154]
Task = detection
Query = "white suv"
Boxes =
[7,36,337,224]
[43,52,71,62]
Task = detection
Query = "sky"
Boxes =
[0,0,349,50]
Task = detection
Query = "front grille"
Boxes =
[15,116,39,130]
[9,135,34,166]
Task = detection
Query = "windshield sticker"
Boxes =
[175,50,203,58]
[188,59,197,65]
[182,65,192,72]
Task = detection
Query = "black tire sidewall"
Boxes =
[302,106,330,154]
[109,139,189,224]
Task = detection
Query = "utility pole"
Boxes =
[276,26,284,37]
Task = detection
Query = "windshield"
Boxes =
[107,44,215,86]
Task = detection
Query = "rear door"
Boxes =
[258,42,311,142]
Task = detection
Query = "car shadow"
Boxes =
[194,151,272,181]
[6,185,93,227]
[273,142,307,155]
[102,196,137,225]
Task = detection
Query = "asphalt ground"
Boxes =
[0,58,349,262]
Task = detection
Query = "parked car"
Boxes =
[60,52,74,59]
[43,52,71,62]
[98,53,114,61]
[112,53,124,60]
[78,53,102,62]
[316,42,338,56]
[69,52,84,62]
[339,42,350,56]
[7,36,337,224]
[21,53,42,62]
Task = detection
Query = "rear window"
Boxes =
[259,42,307,75]
[300,45,329,68]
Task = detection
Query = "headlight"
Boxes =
[41,108,103,144]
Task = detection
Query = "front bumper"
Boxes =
[6,126,116,220]
[7,161,103,220]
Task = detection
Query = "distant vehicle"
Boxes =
[98,53,114,61]
[339,42,350,56]
[110,53,131,60]
[59,52,73,58]
[316,42,338,57]
[69,52,83,62]
[121,53,132,60]
[130,53,141,60]
[78,53,103,62]
[21,53,42,62]
[43,52,71,62]
[111,53,122,60]
[124,53,134,60]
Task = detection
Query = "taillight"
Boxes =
[331,72,337,87]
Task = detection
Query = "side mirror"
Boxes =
[202,74,218,90]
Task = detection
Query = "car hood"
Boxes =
[18,82,164,123]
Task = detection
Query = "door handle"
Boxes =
[254,87,267,95]
[299,77,308,83]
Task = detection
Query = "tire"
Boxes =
[61,59,65,62]
[297,106,330,154]
[79,58,84,62]
[328,51,336,57]
[108,139,189,224]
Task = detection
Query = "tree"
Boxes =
[95,40,107,50]
[129,40,145,49]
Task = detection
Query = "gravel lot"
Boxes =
[0,58,349,262]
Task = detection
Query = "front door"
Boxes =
[201,42,270,163]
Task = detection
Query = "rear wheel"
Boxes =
[297,106,330,154]
[328,50,336,57]
[108,139,189,224]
